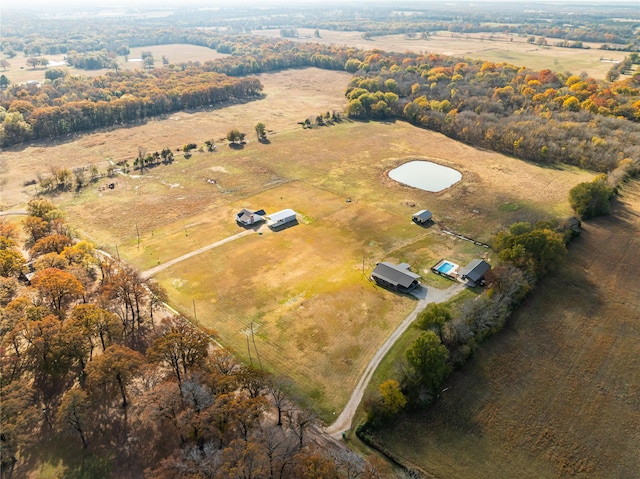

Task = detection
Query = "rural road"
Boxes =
[324,281,466,439]
[141,228,258,279]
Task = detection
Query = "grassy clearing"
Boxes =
[3,68,594,419]
[372,180,640,478]
[255,29,627,79]
[1,44,227,85]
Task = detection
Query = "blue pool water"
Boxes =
[437,262,455,274]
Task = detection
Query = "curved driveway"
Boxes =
[324,282,465,438]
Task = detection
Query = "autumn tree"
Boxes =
[86,344,145,408]
[0,249,25,277]
[0,379,40,473]
[378,379,407,416]
[147,320,210,389]
[31,267,85,317]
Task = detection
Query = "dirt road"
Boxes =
[324,282,465,438]
[141,228,258,279]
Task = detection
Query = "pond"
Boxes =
[389,160,462,192]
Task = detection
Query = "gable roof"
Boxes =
[372,262,421,288]
[236,208,264,222]
[269,209,297,223]
[413,210,432,221]
[459,259,491,282]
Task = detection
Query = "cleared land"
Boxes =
[1,44,228,85]
[1,68,594,419]
[372,180,640,478]
[256,29,629,79]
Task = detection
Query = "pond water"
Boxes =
[389,160,462,192]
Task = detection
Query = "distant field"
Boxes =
[371,180,640,478]
[255,28,629,79]
[1,67,594,419]
[0,44,227,85]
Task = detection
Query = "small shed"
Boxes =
[459,259,491,285]
[268,209,297,228]
[371,262,421,292]
[236,208,265,226]
[412,210,433,224]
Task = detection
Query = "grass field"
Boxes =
[1,67,594,420]
[255,29,629,80]
[1,44,228,85]
[370,180,640,478]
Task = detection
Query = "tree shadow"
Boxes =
[228,143,244,150]
[258,137,271,144]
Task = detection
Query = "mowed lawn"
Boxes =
[373,181,640,478]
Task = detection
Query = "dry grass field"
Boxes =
[373,180,640,478]
[0,44,228,85]
[1,67,594,419]
[255,29,628,80]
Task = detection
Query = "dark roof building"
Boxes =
[236,208,266,226]
[371,262,421,292]
[459,259,491,285]
[412,210,433,224]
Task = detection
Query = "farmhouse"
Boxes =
[268,209,297,228]
[371,262,421,292]
[459,259,491,286]
[412,209,433,224]
[236,208,266,226]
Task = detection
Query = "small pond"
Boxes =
[389,160,462,192]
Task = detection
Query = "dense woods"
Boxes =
[343,50,640,174]
[0,68,262,146]
[0,200,391,478]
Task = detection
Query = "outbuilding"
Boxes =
[459,259,491,286]
[412,209,433,224]
[268,209,297,228]
[371,262,421,292]
[236,208,266,226]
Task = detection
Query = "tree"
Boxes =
[0,74,10,89]
[147,321,210,389]
[31,267,85,317]
[378,379,406,416]
[26,57,40,69]
[0,379,39,473]
[0,59,10,71]
[0,249,25,277]
[86,344,145,408]
[405,331,450,391]
[226,128,242,144]
[56,388,90,449]
[416,303,452,342]
[255,122,267,140]
[569,176,615,219]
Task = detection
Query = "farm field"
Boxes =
[0,44,228,85]
[255,28,628,80]
[371,180,640,478]
[2,67,594,420]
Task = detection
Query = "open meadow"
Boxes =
[370,180,640,478]
[1,68,594,419]
[0,44,228,85]
[255,28,628,80]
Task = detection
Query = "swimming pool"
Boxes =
[436,261,456,274]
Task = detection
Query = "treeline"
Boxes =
[0,68,262,146]
[0,199,392,479]
[344,51,640,173]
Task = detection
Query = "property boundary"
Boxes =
[441,228,492,249]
